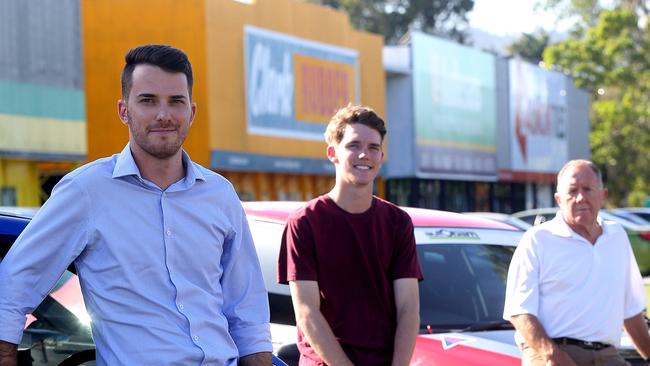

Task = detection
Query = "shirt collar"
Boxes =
[549,210,606,239]
[112,143,206,184]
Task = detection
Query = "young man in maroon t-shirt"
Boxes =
[278,105,423,366]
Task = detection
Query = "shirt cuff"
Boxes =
[0,311,26,345]
[231,323,273,357]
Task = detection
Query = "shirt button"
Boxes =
[166,229,172,236]
[193,335,199,341]
[178,303,184,310]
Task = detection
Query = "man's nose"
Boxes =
[358,146,372,158]
[156,106,172,121]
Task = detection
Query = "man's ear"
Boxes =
[326,145,338,164]
[118,99,129,125]
[189,101,197,127]
[554,192,561,206]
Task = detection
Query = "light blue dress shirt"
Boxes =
[0,145,272,365]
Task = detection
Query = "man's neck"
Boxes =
[131,148,185,190]
[566,219,602,245]
[327,183,374,214]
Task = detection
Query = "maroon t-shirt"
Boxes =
[277,195,423,365]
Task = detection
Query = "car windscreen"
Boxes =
[417,243,515,331]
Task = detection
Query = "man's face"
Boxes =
[118,64,196,160]
[554,164,607,232]
[327,123,383,188]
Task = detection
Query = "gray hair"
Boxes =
[556,159,603,191]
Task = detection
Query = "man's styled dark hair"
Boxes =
[121,44,193,99]
[324,104,387,145]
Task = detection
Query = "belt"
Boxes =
[552,337,612,351]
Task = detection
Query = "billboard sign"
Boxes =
[411,32,497,180]
[244,25,359,140]
[509,58,568,173]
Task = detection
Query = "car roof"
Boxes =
[0,212,30,237]
[242,201,519,231]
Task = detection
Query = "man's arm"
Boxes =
[239,351,272,366]
[0,340,17,366]
[624,312,650,360]
[289,281,354,366]
[509,314,576,366]
[220,208,273,358]
[391,278,419,366]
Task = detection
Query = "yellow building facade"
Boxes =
[82,0,385,200]
[0,0,86,207]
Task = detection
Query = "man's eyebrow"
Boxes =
[170,95,187,100]
[136,93,156,98]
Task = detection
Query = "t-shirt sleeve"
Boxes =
[503,231,540,320]
[390,212,423,281]
[277,214,318,284]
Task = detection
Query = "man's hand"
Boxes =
[239,351,272,366]
[0,340,17,366]
[289,281,354,366]
[624,312,650,361]
[509,314,576,366]
[540,345,577,366]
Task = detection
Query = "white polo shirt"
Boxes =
[503,212,646,347]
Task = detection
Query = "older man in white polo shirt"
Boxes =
[504,159,650,366]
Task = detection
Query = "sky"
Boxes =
[468,0,565,35]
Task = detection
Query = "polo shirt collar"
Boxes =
[549,211,606,240]
[112,143,206,184]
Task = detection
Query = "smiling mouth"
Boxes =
[354,165,372,170]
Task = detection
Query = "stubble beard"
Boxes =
[128,114,188,160]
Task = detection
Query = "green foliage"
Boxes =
[305,0,475,44]
[544,8,650,206]
[537,0,604,27]
[506,31,550,63]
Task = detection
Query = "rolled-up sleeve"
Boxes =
[220,206,272,357]
[503,232,540,320]
[0,177,91,344]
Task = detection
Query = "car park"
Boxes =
[609,208,650,226]
[244,201,648,365]
[462,212,532,231]
[513,207,650,275]
[2,204,648,365]
[0,211,290,366]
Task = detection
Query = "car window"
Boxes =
[418,243,515,330]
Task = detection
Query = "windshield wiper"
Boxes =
[457,320,514,332]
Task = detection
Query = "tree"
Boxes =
[506,30,550,63]
[305,0,475,44]
[543,8,650,206]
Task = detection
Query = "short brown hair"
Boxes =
[324,105,387,145]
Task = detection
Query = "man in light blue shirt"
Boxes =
[0,44,272,365]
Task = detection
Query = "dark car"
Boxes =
[0,211,95,366]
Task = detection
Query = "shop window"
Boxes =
[386,179,411,207]
[417,180,440,209]
[441,181,470,212]
[1,187,17,206]
[474,183,490,211]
